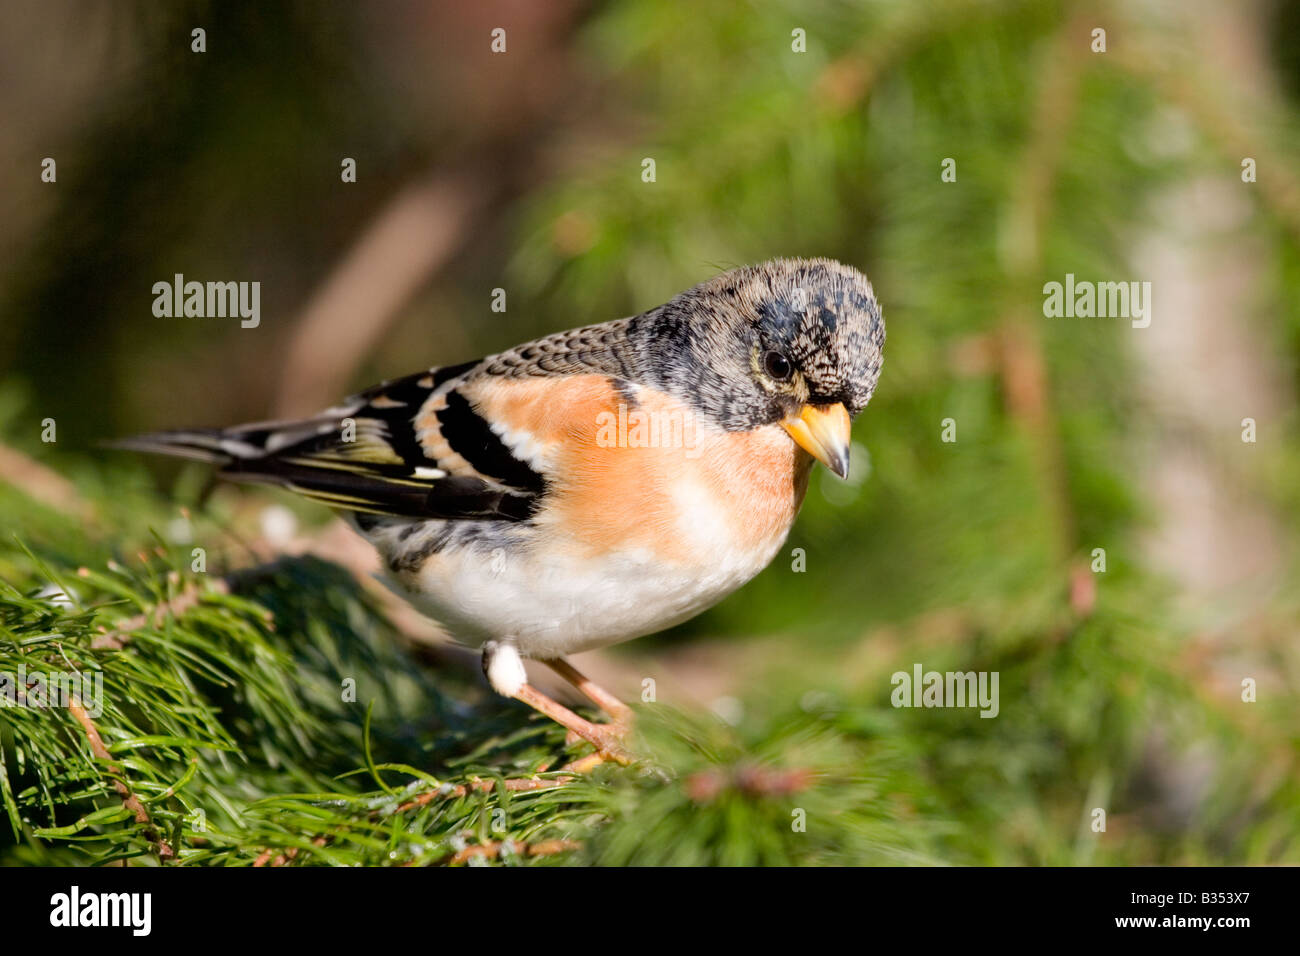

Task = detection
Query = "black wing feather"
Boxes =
[116,362,543,521]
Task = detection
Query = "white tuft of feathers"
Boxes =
[484,641,528,697]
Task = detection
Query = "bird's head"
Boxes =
[638,258,886,478]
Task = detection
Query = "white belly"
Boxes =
[389,533,785,659]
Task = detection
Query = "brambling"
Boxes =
[121,258,885,761]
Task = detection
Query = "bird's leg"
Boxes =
[543,657,634,729]
[513,685,630,764]
[482,641,630,765]
[542,658,636,773]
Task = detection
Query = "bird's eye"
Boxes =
[763,350,793,381]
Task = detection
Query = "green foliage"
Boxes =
[1,0,1298,865]
[0,461,1296,865]
[0,483,944,866]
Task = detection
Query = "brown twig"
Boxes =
[67,696,174,860]
[272,171,490,418]
[684,764,813,804]
[996,13,1091,568]
[91,576,233,650]
[248,776,579,866]
[252,836,329,868]
[442,838,581,866]
[0,442,93,520]
[394,774,575,814]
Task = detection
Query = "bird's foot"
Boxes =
[513,683,633,766]
[560,720,632,768]
[483,642,635,768]
[543,656,635,767]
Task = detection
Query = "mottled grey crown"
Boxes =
[628,258,886,430]
[479,258,885,431]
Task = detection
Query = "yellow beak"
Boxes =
[781,403,852,478]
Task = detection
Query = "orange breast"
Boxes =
[468,375,810,564]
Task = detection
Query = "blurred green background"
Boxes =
[1,0,1297,864]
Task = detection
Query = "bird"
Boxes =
[118,258,886,763]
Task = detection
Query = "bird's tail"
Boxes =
[108,428,244,465]
[109,412,347,469]
[109,407,453,517]
[110,368,529,520]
